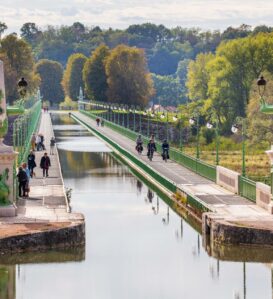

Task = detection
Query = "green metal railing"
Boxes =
[13,100,42,165]
[73,113,177,194]
[239,176,256,203]
[81,110,217,182]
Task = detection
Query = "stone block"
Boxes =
[256,182,273,214]
[216,166,240,194]
[0,203,17,217]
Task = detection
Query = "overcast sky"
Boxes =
[2,0,273,33]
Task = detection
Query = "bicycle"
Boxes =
[148,150,154,161]
[162,150,169,163]
[136,143,143,155]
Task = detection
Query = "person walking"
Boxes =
[27,151,36,178]
[50,137,56,155]
[40,152,51,178]
[35,134,41,151]
[17,167,28,198]
[40,134,45,150]
[31,134,36,151]
[147,139,157,161]
[22,162,31,197]
[96,117,100,127]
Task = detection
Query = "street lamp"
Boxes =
[189,115,200,159]
[231,118,246,177]
[160,112,169,140]
[206,119,220,165]
[173,114,183,151]
[17,77,28,97]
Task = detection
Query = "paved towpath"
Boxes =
[0,111,84,229]
[73,111,273,227]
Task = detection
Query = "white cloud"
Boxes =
[2,0,273,33]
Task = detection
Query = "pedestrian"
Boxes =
[40,152,51,178]
[31,133,36,151]
[101,119,104,127]
[40,133,45,150]
[96,117,100,127]
[22,162,31,197]
[17,167,28,198]
[36,134,41,151]
[50,137,56,155]
[27,151,36,178]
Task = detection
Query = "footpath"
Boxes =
[0,112,85,254]
[73,111,273,247]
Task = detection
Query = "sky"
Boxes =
[2,0,273,33]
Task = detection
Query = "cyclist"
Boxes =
[147,139,156,161]
[161,140,169,161]
[135,135,143,154]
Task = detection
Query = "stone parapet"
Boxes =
[256,182,273,214]
[216,165,240,194]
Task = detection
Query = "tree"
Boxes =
[105,45,154,106]
[0,22,7,39]
[62,53,87,100]
[0,34,39,103]
[20,23,41,44]
[83,45,110,102]
[186,52,214,102]
[151,74,184,106]
[35,59,64,104]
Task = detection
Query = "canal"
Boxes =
[0,113,272,299]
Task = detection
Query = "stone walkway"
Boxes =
[0,111,84,235]
[73,112,273,229]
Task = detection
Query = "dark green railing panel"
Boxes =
[239,176,256,203]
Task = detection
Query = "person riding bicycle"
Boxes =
[136,135,143,153]
[161,140,169,160]
[147,139,156,160]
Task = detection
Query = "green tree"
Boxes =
[35,59,64,104]
[20,22,42,45]
[0,22,7,39]
[186,52,214,102]
[0,34,39,103]
[62,53,87,100]
[83,45,110,101]
[151,74,184,106]
[105,45,154,106]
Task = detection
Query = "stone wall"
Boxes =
[0,222,85,254]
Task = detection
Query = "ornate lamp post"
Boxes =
[257,76,273,193]
[172,114,183,151]
[231,118,247,177]
[189,114,200,159]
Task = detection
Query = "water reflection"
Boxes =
[4,113,272,299]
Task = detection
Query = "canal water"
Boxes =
[0,113,272,299]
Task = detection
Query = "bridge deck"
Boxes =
[73,111,273,228]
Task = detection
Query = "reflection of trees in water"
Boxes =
[60,151,130,178]
[0,266,15,299]
[51,113,76,126]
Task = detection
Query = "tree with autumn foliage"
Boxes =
[105,45,154,106]
[62,53,87,100]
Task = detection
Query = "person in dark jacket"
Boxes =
[40,152,51,177]
[27,151,36,178]
[161,140,170,160]
[17,167,28,197]
[147,140,156,161]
